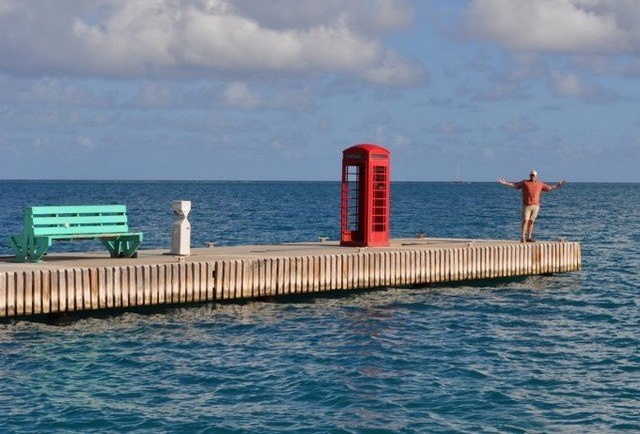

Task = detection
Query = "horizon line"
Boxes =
[0,178,635,184]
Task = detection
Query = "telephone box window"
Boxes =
[346,165,360,232]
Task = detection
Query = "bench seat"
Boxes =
[9,205,143,262]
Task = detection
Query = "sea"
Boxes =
[0,181,638,433]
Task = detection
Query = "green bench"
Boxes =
[9,205,143,262]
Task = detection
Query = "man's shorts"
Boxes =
[522,205,540,222]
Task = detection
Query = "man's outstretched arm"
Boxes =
[498,178,518,188]
[549,180,566,191]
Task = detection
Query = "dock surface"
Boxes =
[0,238,581,319]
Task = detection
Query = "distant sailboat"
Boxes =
[453,166,469,184]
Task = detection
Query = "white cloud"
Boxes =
[0,0,15,14]
[223,81,261,109]
[470,82,528,101]
[75,135,95,148]
[0,0,426,86]
[4,77,111,107]
[130,81,176,109]
[425,121,469,135]
[550,71,584,96]
[390,133,410,148]
[457,1,635,103]
[549,70,621,102]
[500,118,539,134]
[465,0,640,55]
[232,0,413,34]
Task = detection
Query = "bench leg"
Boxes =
[102,239,121,258]
[9,235,27,262]
[119,237,142,258]
[101,236,142,258]
[28,237,52,262]
[9,235,50,262]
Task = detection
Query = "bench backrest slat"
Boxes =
[33,224,130,237]
[34,215,128,226]
[29,205,127,215]
[26,205,131,237]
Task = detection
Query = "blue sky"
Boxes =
[1,0,639,182]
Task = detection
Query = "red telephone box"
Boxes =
[340,143,390,247]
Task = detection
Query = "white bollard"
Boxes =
[170,200,191,256]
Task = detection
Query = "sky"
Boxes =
[1,0,640,182]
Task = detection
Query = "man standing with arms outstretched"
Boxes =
[499,170,566,243]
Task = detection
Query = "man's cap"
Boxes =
[530,170,537,177]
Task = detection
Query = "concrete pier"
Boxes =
[0,238,581,319]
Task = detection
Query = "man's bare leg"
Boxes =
[527,221,535,241]
[521,221,528,242]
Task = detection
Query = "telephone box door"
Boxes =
[341,144,390,247]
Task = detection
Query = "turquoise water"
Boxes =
[1,181,639,432]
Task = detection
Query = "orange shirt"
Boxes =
[514,180,553,206]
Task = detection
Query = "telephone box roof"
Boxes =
[343,143,390,155]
